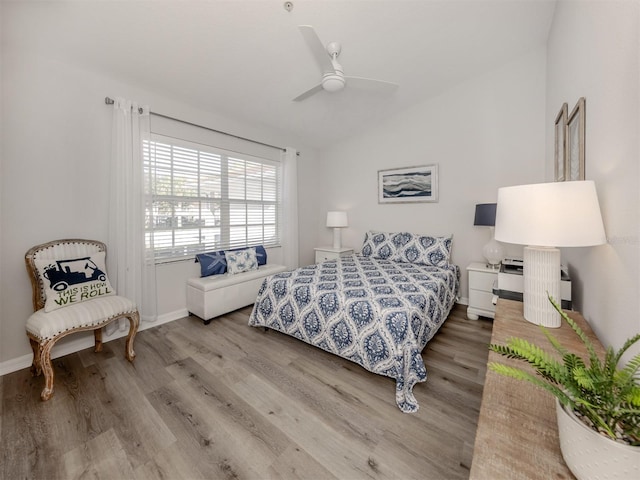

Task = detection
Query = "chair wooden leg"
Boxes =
[39,339,56,401]
[94,328,103,353]
[29,338,42,377]
[125,311,140,362]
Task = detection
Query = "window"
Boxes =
[144,135,281,262]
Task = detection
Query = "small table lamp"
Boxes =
[495,181,606,327]
[474,203,504,269]
[326,211,348,249]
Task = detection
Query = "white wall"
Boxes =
[300,47,547,300]
[0,1,4,365]
[0,48,317,367]
[546,1,640,356]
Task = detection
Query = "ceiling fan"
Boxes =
[293,25,399,102]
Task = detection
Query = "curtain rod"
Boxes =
[104,97,297,155]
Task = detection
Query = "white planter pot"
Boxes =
[556,399,640,480]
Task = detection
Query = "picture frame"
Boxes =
[554,103,568,181]
[566,97,586,181]
[378,164,438,203]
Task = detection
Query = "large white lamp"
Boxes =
[495,181,606,328]
[326,211,348,249]
[474,203,504,269]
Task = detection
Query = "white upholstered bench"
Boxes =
[186,264,288,324]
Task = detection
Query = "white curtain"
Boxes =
[282,147,299,269]
[108,97,157,330]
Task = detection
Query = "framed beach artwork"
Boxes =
[566,97,586,181]
[378,164,438,203]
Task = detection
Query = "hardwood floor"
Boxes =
[0,304,492,480]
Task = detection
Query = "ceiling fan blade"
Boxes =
[345,76,400,94]
[298,25,334,73]
[293,83,324,102]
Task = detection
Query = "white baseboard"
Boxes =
[458,297,469,306]
[156,308,189,325]
[0,308,189,377]
[0,354,34,377]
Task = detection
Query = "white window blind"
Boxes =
[144,134,281,263]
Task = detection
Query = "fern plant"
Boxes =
[488,296,640,446]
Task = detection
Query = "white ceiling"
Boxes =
[4,0,557,149]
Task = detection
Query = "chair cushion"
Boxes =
[187,264,288,292]
[26,295,137,342]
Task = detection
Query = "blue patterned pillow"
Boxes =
[361,231,395,259]
[196,245,266,277]
[195,250,227,276]
[391,233,452,267]
[225,247,258,274]
[361,231,452,267]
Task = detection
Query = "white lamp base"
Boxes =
[332,228,342,250]
[523,246,561,328]
[483,227,504,268]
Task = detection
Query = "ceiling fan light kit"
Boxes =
[294,25,399,101]
[322,72,345,92]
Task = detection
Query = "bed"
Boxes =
[248,231,459,413]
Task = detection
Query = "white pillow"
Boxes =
[225,247,258,274]
[34,251,116,312]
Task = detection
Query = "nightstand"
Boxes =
[467,262,499,320]
[314,246,354,263]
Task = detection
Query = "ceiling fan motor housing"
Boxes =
[326,41,341,57]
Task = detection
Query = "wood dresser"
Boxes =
[469,298,605,480]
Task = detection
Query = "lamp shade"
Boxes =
[495,181,606,247]
[474,203,497,226]
[326,211,348,228]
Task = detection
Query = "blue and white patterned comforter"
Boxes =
[248,254,460,413]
